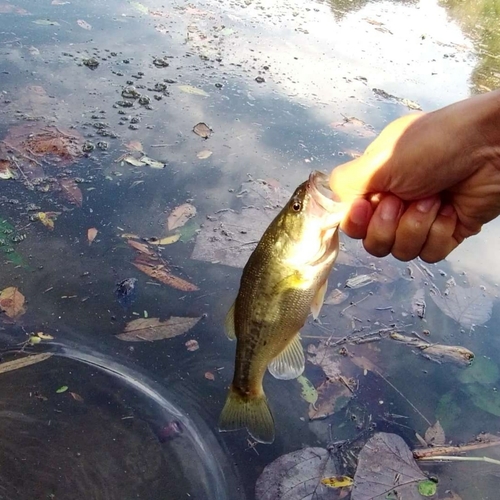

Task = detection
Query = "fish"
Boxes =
[218,170,345,444]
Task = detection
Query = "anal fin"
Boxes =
[311,279,328,320]
[224,302,236,340]
[268,335,305,380]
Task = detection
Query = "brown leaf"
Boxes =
[87,227,98,245]
[133,262,199,291]
[307,342,342,380]
[204,371,215,380]
[324,288,349,306]
[70,392,84,402]
[125,140,144,152]
[127,239,154,256]
[60,178,83,207]
[193,122,212,139]
[196,149,212,159]
[0,159,15,179]
[116,316,201,342]
[424,420,445,446]
[167,203,197,231]
[37,211,60,230]
[0,353,52,375]
[185,339,199,351]
[0,287,26,318]
[308,379,352,420]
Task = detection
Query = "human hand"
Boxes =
[330,90,500,263]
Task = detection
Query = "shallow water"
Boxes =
[0,0,499,498]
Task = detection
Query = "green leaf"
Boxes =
[297,375,318,405]
[466,383,500,417]
[56,385,68,393]
[418,479,437,496]
[179,219,199,243]
[436,391,462,431]
[459,357,499,385]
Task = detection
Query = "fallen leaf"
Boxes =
[430,279,492,328]
[70,392,84,402]
[87,227,98,245]
[296,375,318,405]
[204,371,215,380]
[0,287,26,318]
[125,140,143,152]
[33,19,60,26]
[128,0,149,15]
[37,211,60,230]
[133,261,199,291]
[185,339,199,351]
[307,342,342,380]
[167,203,197,231]
[0,353,52,375]
[193,122,212,139]
[178,85,209,97]
[127,239,155,256]
[120,232,141,239]
[324,288,349,306]
[56,385,68,393]
[141,155,165,169]
[116,316,201,341]
[321,476,353,488]
[459,356,499,385]
[36,332,54,340]
[60,178,83,207]
[123,155,146,167]
[424,420,445,446]
[345,274,377,289]
[308,379,352,420]
[76,19,92,30]
[330,116,376,138]
[197,149,213,159]
[255,447,336,500]
[352,433,426,500]
[148,234,181,245]
[0,159,15,179]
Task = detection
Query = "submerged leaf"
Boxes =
[196,149,213,160]
[430,279,492,328]
[76,19,92,30]
[424,420,445,446]
[60,178,83,207]
[307,342,342,380]
[459,356,499,385]
[0,353,52,375]
[127,239,154,255]
[167,203,196,231]
[308,379,352,420]
[255,447,337,500]
[178,85,209,96]
[352,433,426,500]
[0,287,26,318]
[133,261,199,291]
[116,316,201,342]
[466,383,500,417]
[297,375,318,405]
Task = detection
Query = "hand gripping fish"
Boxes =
[219,171,345,443]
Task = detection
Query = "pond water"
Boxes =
[0,0,499,498]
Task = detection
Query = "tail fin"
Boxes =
[218,387,275,444]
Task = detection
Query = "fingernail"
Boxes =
[439,204,455,217]
[380,197,401,221]
[416,196,438,213]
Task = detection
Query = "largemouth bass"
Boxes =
[219,170,345,443]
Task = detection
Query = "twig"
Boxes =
[9,156,33,188]
[414,439,500,459]
[418,455,500,466]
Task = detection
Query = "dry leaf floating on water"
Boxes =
[0,287,26,318]
[60,178,83,207]
[196,149,213,160]
[87,227,98,245]
[185,339,199,351]
[193,122,212,139]
[167,203,196,231]
[116,316,201,342]
[0,353,52,376]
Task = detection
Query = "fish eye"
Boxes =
[292,200,302,212]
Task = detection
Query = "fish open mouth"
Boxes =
[307,171,346,225]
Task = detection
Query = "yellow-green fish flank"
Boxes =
[219,171,345,443]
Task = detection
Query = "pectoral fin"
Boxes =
[268,335,305,380]
[224,302,236,340]
[311,279,328,320]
